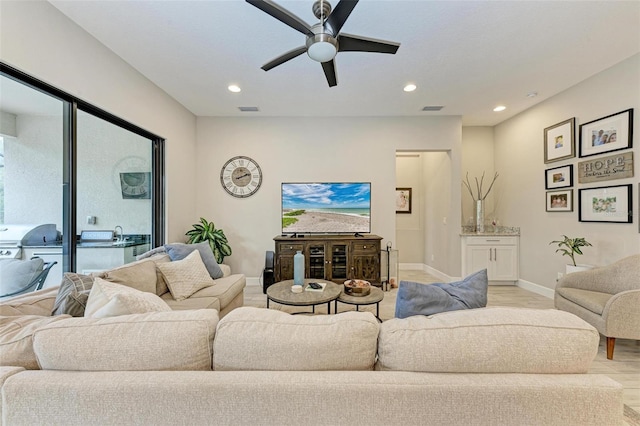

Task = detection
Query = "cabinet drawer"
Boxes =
[464,236,517,246]
[351,241,379,254]
[276,243,304,255]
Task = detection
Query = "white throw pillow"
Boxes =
[157,250,216,301]
[84,277,170,318]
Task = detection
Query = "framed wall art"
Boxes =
[396,188,412,214]
[578,184,632,223]
[544,117,575,163]
[545,164,573,189]
[579,108,633,158]
[546,189,573,212]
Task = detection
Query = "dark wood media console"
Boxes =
[273,234,382,285]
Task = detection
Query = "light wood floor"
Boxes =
[244,269,640,412]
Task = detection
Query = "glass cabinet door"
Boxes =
[308,243,325,279]
[330,243,348,281]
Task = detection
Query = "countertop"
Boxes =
[24,235,150,249]
[460,226,520,236]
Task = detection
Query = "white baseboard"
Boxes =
[517,278,555,299]
[246,277,261,287]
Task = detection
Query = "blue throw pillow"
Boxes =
[164,242,224,279]
[394,269,488,319]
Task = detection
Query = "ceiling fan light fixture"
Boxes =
[306,33,338,62]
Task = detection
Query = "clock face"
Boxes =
[220,156,263,198]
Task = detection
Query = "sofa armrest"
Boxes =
[602,289,640,339]
[0,287,58,316]
[219,264,231,277]
[556,255,640,294]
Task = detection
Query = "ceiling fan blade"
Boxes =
[321,60,338,87]
[246,0,313,36]
[261,46,307,71]
[325,0,359,35]
[338,34,400,54]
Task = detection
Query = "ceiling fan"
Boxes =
[246,0,400,87]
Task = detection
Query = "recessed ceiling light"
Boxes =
[228,85,241,93]
[493,105,506,112]
[403,84,417,92]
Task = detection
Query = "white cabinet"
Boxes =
[461,235,519,284]
[77,243,150,274]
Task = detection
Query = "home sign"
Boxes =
[578,152,633,184]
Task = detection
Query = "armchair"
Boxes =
[554,254,640,359]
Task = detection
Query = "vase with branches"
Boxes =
[463,172,499,232]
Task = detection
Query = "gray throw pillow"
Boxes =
[51,272,94,317]
[395,269,488,319]
[0,258,45,297]
[164,242,224,279]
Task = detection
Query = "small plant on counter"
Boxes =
[549,235,592,266]
[185,217,232,264]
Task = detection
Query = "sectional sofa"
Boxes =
[0,295,624,425]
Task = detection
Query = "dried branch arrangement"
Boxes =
[463,172,499,201]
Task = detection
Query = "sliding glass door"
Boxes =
[1,63,164,286]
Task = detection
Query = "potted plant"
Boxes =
[185,217,232,264]
[549,235,593,274]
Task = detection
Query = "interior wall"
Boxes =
[0,1,197,242]
[196,116,463,280]
[494,53,640,290]
[395,154,424,264]
[461,127,495,225]
[423,151,454,275]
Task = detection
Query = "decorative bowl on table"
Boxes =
[344,279,371,297]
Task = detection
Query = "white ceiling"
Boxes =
[48,0,640,126]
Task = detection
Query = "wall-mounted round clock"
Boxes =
[220,156,263,198]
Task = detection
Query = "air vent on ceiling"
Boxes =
[422,106,444,112]
[238,106,260,112]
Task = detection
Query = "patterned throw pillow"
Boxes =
[51,273,94,317]
[157,250,216,301]
[84,277,171,318]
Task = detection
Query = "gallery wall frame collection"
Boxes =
[543,109,634,227]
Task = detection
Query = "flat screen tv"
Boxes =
[281,182,371,235]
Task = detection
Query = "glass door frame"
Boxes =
[1,62,165,273]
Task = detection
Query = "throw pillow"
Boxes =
[51,272,94,317]
[84,277,171,318]
[91,259,157,294]
[157,250,216,301]
[135,246,166,260]
[0,258,45,297]
[395,269,488,319]
[164,242,224,279]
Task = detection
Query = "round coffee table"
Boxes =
[266,279,341,314]
[335,286,384,322]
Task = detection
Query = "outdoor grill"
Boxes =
[0,224,59,259]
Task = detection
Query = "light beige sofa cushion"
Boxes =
[0,315,70,369]
[377,307,599,373]
[162,273,246,312]
[92,259,157,293]
[84,278,171,318]
[33,309,218,371]
[0,287,57,317]
[214,307,379,371]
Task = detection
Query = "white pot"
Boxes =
[565,264,594,274]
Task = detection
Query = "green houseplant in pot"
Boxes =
[185,217,232,264]
[549,235,593,274]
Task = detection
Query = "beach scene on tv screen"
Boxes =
[282,183,371,234]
